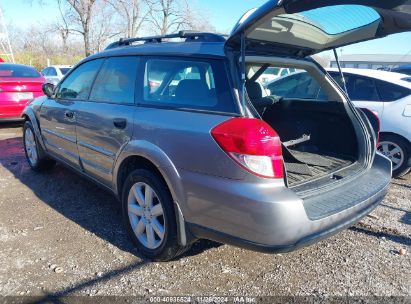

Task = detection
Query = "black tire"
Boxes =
[378,134,410,178]
[23,121,55,172]
[122,169,189,261]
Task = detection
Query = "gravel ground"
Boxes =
[0,123,410,300]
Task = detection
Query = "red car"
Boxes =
[0,63,45,120]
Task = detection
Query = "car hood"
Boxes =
[226,0,411,57]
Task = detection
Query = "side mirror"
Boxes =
[42,83,55,98]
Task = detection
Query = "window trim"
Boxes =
[87,56,140,106]
[55,58,104,102]
[374,78,411,102]
[329,72,382,102]
[136,55,240,115]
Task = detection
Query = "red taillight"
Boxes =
[370,110,380,146]
[211,118,283,178]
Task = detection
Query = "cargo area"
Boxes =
[262,99,359,187]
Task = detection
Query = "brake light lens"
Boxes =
[211,118,283,178]
[370,110,380,146]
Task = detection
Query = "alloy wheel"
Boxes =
[24,128,38,166]
[378,141,404,171]
[127,182,165,250]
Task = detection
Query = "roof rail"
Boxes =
[105,31,226,50]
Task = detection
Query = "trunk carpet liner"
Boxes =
[287,149,334,167]
[283,148,354,186]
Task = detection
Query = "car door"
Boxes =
[374,79,411,133]
[39,59,104,169]
[330,72,384,117]
[75,56,138,186]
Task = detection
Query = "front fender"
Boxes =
[22,105,46,151]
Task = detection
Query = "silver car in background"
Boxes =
[41,65,72,85]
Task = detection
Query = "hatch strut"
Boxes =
[241,31,247,114]
[333,48,348,94]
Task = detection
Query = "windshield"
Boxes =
[60,68,71,75]
[0,64,41,78]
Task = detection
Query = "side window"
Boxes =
[89,57,138,104]
[143,58,236,113]
[375,80,411,102]
[345,75,379,101]
[49,68,57,76]
[56,59,103,100]
[280,69,289,76]
[267,71,326,100]
[42,68,49,76]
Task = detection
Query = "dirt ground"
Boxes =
[0,122,410,301]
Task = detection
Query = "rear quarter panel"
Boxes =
[380,98,411,143]
[114,107,248,216]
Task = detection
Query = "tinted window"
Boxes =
[49,68,57,76]
[267,72,326,100]
[280,69,289,76]
[331,73,379,101]
[42,68,49,76]
[375,80,411,102]
[60,68,71,75]
[263,67,280,76]
[56,59,103,100]
[90,57,138,104]
[143,58,236,113]
[0,64,40,78]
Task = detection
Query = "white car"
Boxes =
[265,68,411,177]
[41,65,72,85]
[258,67,295,84]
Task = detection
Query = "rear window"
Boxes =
[142,58,236,113]
[60,68,71,75]
[330,73,380,102]
[266,71,327,100]
[375,80,411,102]
[0,64,40,78]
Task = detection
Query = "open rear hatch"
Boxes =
[226,0,411,57]
[227,0,411,188]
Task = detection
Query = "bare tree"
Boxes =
[182,4,215,33]
[55,0,73,53]
[146,0,214,35]
[60,0,98,56]
[106,0,150,38]
[89,1,118,52]
[146,0,187,35]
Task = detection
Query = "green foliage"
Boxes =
[13,52,84,71]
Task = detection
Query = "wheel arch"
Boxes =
[379,132,411,148]
[21,107,46,150]
[113,141,192,246]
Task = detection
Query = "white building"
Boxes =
[330,54,411,70]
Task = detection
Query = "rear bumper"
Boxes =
[0,92,42,119]
[185,153,392,252]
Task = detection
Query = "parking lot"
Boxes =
[0,123,410,299]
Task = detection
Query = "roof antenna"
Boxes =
[333,48,348,94]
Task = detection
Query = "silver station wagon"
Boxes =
[22,1,411,261]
